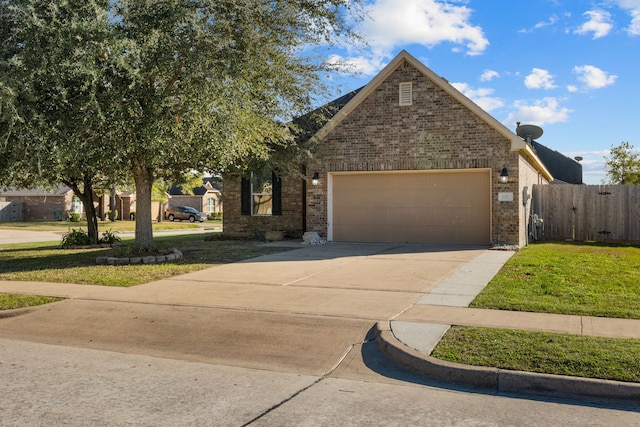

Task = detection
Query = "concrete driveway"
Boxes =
[0,242,489,376]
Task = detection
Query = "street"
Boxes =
[1,337,638,426]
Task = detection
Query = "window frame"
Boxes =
[241,171,281,216]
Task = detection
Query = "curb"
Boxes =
[374,321,640,403]
[0,306,35,319]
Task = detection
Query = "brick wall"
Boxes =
[222,173,304,237]
[3,195,70,221]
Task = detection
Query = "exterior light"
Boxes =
[312,172,319,186]
[499,167,509,183]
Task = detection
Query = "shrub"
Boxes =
[99,229,121,245]
[69,212,81,222]
[61,229,91,248]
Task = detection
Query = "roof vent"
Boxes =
[399,82,412,106]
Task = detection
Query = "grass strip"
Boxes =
[0,293,63,310]
[472,242,640,319]
[432,326,640,383]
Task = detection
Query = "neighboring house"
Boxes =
[167,177,222,216]
[0,185,79,221]
[0,186,146,222]
[95,190,137,220]
[530,141,583,184]
[223,51,557,247]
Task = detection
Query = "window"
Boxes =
[207,197,215,213]
[399,82,412,106]
[241,168,282,216]
[71,196,84,213]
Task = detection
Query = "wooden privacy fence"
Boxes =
[532,184,640,243]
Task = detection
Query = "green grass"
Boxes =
[431,242,640,382]
[471,241,640,319]
[0,233,292,287]
[0,220,220,233]
[0,293,64,310]
[432,326,640,383]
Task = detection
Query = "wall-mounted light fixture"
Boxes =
[499,166,509,183]
[312,172,319,186]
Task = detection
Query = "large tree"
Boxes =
[2,0,363,247]
[1,0,125,242]
[108,0,363,247]
[604,141,640,185]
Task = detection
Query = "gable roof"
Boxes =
[0,184,73,196]
[292,87,364,142]
[310,50,553,182]
[168,177,221,196]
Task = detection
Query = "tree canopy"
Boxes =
[1,0,363,246]
[604,141,640,185]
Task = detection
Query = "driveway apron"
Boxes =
[0,242,487,375]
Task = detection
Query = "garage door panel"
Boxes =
[332,171,490,245]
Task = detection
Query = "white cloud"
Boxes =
[564,150,610,184]
[361,0,489,55]
[480,69,499,82]
[612,0,640,35]
[524,68,557,90]
[566,84,579,92]
[451,82,504,112]
[575,10,613,38]
[573,65,618,89]
[330,0,489,77]
[503,97,572,126]
[326,53,387,76]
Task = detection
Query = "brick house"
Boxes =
[167,177,222,217]
[0,185,78,221]
[223,51,555,246]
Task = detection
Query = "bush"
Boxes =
[99,229,121,245]
[69,212,81,222]
[61,229,91,248]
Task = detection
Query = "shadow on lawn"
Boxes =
[0,234,295,275]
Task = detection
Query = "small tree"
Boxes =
[604,142,640,185]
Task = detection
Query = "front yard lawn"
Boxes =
[0,233,292,287]
[471,242,640,319]
[432,242,640,383]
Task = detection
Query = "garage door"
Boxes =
[331,170,490,245]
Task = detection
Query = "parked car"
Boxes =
[165,206,206,222]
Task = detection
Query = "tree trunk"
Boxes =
[133,167,154,248]
[64,176,99,243]
[109,183,117,221]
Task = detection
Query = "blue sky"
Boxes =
[318,0,640,184]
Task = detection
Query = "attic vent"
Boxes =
[399,82,412,106]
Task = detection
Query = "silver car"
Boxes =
[165,206,207,222]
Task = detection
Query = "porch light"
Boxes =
[499,167,509,183]
[312,172,320,186]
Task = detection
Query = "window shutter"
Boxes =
[272,172,282,215]
[241,177,251,215]
[399,82,412,106]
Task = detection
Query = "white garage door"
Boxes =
[331,170,491,245]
